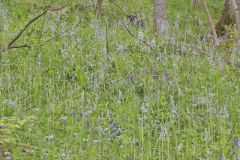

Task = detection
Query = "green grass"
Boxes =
[0,0,240,159]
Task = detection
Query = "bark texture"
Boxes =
[96,0,103,17]
[230,0,240,32]
[154,0,167,38]
[215,0,240,36]
[203,0,219,46]
[193,0,200,9]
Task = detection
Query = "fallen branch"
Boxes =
[121,22,153,51]
[109,0,128,16]
[0,4,66,54]
[0,44,31,53]
[202,0,219,46]
[109,0,153,50]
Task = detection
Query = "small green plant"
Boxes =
[0,116,31,145]
[219,25,239,55]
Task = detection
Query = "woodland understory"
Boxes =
[0,0,240,159]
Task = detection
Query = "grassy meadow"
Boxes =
[1,0,240,159]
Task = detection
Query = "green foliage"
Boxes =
[219,25,239,55]
[0,116,35,145]
[0,0,240,159]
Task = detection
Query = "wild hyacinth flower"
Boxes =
[98,114,102,120]
[3,99,15,106]
[70,28,76,37]
[111,121,116,129]
[57,148,72,160]
[170,96,177,118]
[177,143,183,152]
[106,110,110,119]
[117,43,125,53]
[137,116,144,126]
[158,51,166,61]
[92,75,98,89]
[92,20,105,41]
[80,110,90,118]
[96,28,105,41]
[73,133,79,137]
[61,22,66,33]
[138,30,144,40]
[110,120,121,137]
[45,135,54,141]
[5,156,12,160]
[93,139,100,144]
[161,72,169,81]
[7,75,15,81]
[0,6,7,24]
[153,71,159,79]
[76,38,82,51]
[71,111,77,117]
[36,53,42,66]
[32,108,39,112]
[233,137,240,147]
[4,152,11,157]
[118,90,123,104]
[4,152,12,160]
[49,21,56,35]
[0,8,7,20]
[131,138,137,145]
[150,39,156,47]
[0,125,7,129]
[218,156,223,160]
[160,122,170,138]
[140,103,147,114]
[59,116,67,121]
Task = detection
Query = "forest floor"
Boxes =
[0,0,240,159]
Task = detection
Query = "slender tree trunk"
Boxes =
[230,0,240,33]
[203,0,219,46]
[215,0,240,36]
[193,0,200,10]
[154,0,167,38]
[96,0,103,17]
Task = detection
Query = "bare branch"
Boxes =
[0,4,67,54]
[7,10,48,48]
[202,0,219,46]
[109,0,153,50]
[0,45,31,54]
[230,0,240,33]
[121,22,153,51]
[109,0,128,16]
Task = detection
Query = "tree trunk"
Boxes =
[230,0,240,32]
[96,0,103,17]
[154,0,167,38]
[215,0,240,36]
[193,0,200,10]
[203,0,219,46]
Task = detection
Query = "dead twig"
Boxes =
[121,22,153,51]
[0,44,31,53]
[109,0,128,16]
[109,0,153,50]
[202,0,219,46]
[105,19,110,54]
[0,4,67,54]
